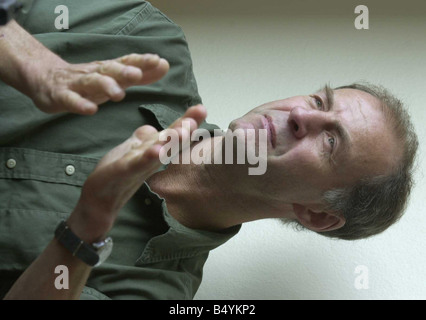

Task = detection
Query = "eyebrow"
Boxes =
[320,85,352,160]
[323,84,335,110]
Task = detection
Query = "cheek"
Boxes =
[287,149,321,178]
[268,142,328,187]
[283,145,353,193]
[278,140,320,169]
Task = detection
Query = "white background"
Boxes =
[151,0,426,299]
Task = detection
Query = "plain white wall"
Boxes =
[150,0,426,299]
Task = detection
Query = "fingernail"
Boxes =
[111,86,122,96]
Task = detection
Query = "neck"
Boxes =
[147,136,295,231]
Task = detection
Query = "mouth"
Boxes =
[264,115,276,149]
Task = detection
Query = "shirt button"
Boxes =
[65,165,75,176]
[6,159,17,169]
[144,198,152,206]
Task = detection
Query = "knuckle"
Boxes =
[129,53,141,60]
[79,72,101,86]
[101,61,122,74]
[79,75,91,86]
[98,62,112,74]
[120,53,138,64]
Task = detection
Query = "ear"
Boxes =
[292,203,345,232]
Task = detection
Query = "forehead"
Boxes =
[331,88,398,179]
[332,88,382,132]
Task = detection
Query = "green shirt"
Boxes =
[0,0,240,299]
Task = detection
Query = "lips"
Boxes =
[264,115,276,148]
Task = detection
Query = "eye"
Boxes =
[311,95,325,111]
[328,136,335,149]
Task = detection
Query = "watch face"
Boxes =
[93,237,113,267]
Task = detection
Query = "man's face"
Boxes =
[229,87,400,206]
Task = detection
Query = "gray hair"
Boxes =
[281,82,419,240]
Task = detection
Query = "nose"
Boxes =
[288,106,330,139]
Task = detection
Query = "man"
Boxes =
[0,0,418,299]
[0,0,243,300]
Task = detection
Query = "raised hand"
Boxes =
[66,104,207,243]
[28,53,169,115]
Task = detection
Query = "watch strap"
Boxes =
[55,220,99,266]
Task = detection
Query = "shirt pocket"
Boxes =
[0,148,99,270]
[0,148,99,187]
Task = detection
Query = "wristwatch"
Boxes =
[54,220,113,267]
[0,0,23,25]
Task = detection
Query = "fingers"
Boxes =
[162,105,207,146]
[97,60,143,86]
[36,53,170,115]
[118,53,161,68]
[72,72,125,103]
[53,90,98,115]
[68,53,169,112]
[115,53,170,86]
[116,104,207,175]
[179,104,207,127]
[117,125,163,174]
[158,105,207,153]
[138,58,169,86]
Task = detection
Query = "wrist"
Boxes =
[54,220,113,267]
[0,20,66,96]
[66,204,115,244]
